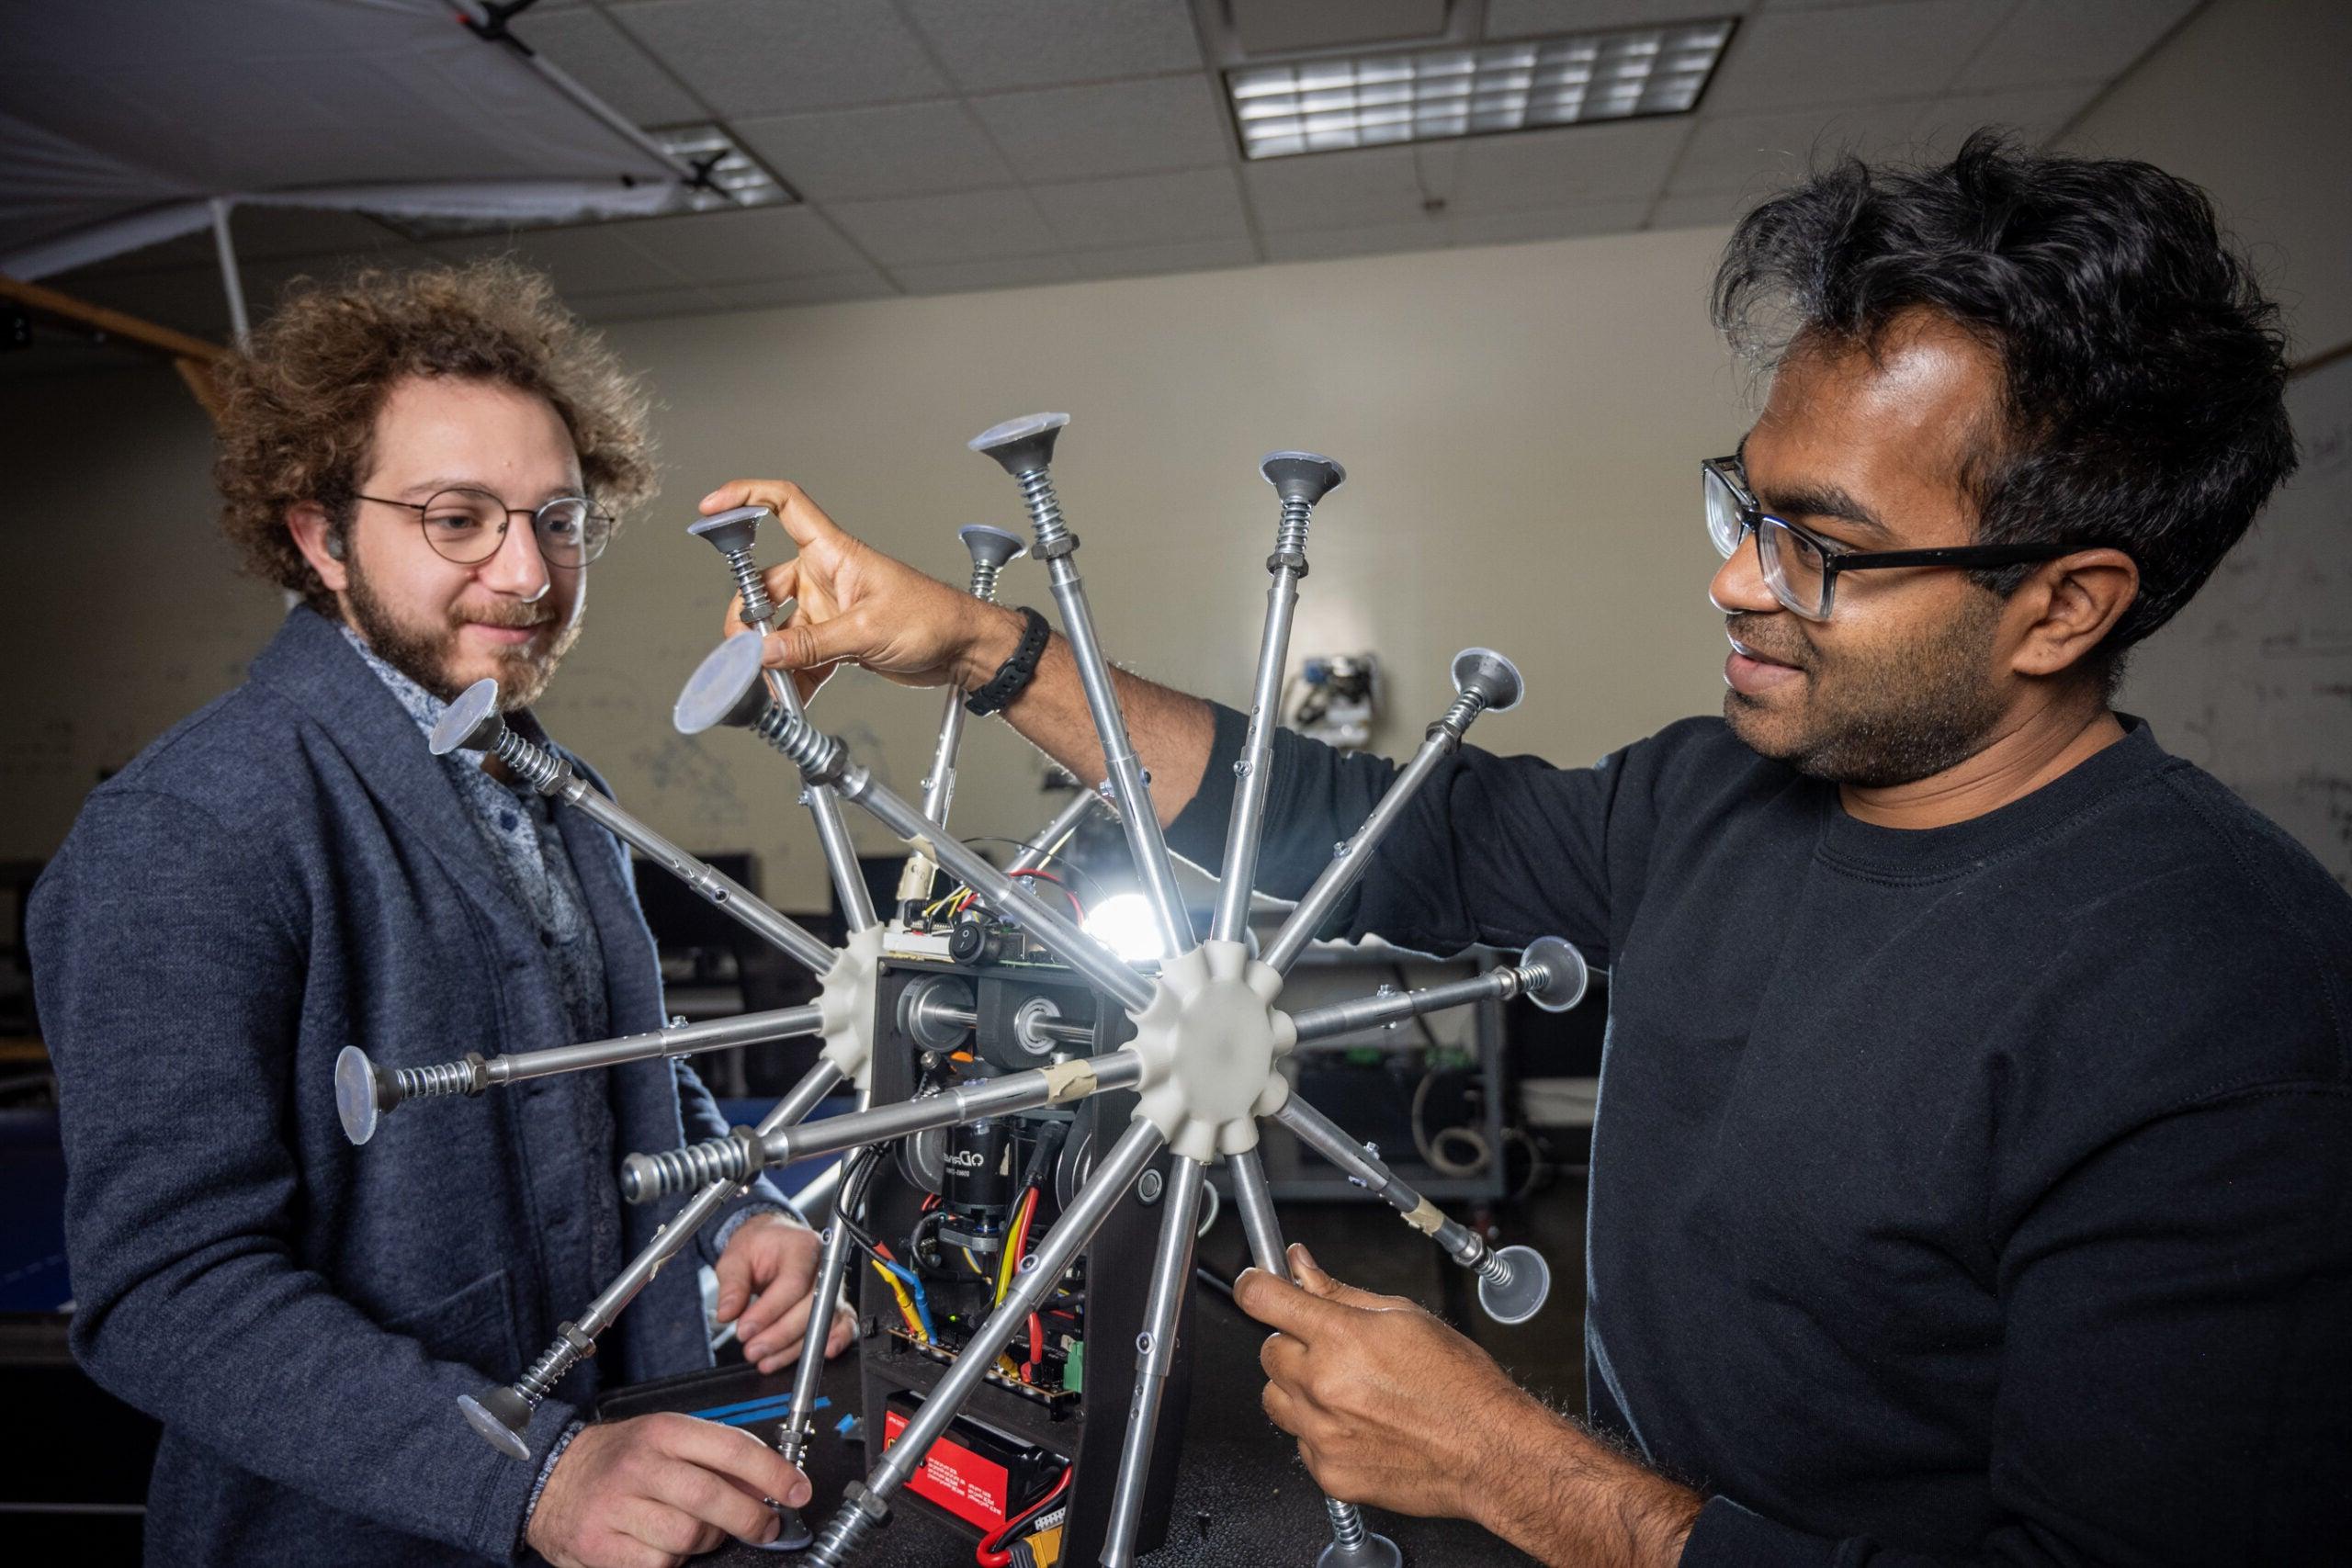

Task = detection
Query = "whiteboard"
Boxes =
[2122,350,2352,887]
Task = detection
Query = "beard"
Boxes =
[1723,592,2009,789]
[343,552,581,710]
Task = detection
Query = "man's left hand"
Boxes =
[713,1213,855,1375]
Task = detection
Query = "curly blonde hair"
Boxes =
[213,259,657,612]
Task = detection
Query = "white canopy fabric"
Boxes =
[0,0,689,278]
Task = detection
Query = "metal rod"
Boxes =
[499,1004,822,1084]
[1007,785,1114,874]
[779,1148,877,1470]
[823,1120,1166,1554]
[895,685,967,908]
[1290,972,1521,1043]
[1102,1156,1205,1564]
[1273,1095,1485,1266]
[910,999,1096,1049]
[1260,731,1453,976]
[620,1050,1145,1203]
[208,198,248,344]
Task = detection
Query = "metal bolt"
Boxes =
[1136,1168,1164,1203]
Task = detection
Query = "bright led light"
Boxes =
[1082,893,1167,964]
[1227,17,1733,159]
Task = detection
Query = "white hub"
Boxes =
[816,923,885,1092]
[1124,940,1294,1164]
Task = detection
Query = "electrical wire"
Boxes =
[977,1464,1073,1568]
[1005,867,1085,920]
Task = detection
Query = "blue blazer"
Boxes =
[31,607,788,1564]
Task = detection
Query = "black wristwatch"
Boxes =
[965,607,1051,716]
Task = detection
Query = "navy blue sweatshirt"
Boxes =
[1168,706,2352,1566]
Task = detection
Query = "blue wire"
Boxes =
[880,1258,936,1341]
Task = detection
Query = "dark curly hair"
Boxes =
[213,259,657,613]
[1713,130,2297,688]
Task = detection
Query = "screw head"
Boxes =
[430,678,506,756]
[1260,451,1347,505]
[957,524,1026,571]
[968,412,1069,476]
[1449,647,1524,712]
[1519,935,1589,1013]
[686,504,768,558]
[673,632,772,735]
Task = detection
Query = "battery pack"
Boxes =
[881,1392,1059,1534]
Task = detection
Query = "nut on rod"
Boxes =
[968,412,1196,959]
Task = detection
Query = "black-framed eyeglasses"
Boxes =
[1702,456,2080,622]
[354,487,615,569]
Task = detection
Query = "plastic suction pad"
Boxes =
[957,524,1027,570]
[686,504,769,557]
[1519,936,1589,1014]
[1476,1245,1553,1325]
[754,1505,813,1552]
[1260,451,1347,505]
[673,632,772,736]
[334,1045,391,1145]
[430,678,505,757]
[1450,647,1524,713]
[457,1387,534,1462]
[967,412,1069,475]
[1317,1531,1404,1568]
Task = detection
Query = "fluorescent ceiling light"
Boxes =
[1227,19,1734,160]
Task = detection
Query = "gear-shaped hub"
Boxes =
[1124,940,1295,1164]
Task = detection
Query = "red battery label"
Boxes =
[881,1407,1010,1531]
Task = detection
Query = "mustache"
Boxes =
[1724,615,1810,670]
[458,601,557,631]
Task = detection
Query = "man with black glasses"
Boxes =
[705,134,2351,1564]
[32,264,844,1567]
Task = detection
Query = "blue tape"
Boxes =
[690,1393,831,1426]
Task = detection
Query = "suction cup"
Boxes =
[1475,1245,1551,1325]
[1260,452,1347,505]
[1518,936,1588,1013]
[457,1387,533,1462]
[957,525,1026,570]
[1317,1530,1404,1568]
[430,679,504,756]
[687,505,769,557]
[674,633,772,736]
[968,412,1069,476]
[334,1044,390,1145]
[1449,648,1523,713]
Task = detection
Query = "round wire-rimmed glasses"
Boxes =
[354,487,616,569]
[1702,456,2082,621]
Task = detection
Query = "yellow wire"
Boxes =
[869,1258,926,1342]
[921,825,1085,921]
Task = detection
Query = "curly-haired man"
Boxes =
[700,135,2352,1563]
[32,263,841,1567]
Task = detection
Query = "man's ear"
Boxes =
[286,501,349,593]
[2008,547,2138,681]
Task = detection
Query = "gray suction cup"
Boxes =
[1449,648,1524,713]
[750,1502,812,1552]
[1260,451,1347,505]
[957,524,1026,570]
[1317,1530,1404,1568]
[334,1045,390,1145]
[458,1387,534,1462]
[687,505,769,557]
[968,412,1069,475]
[431,678,504,756]
[1475,1245,1552,1325]
[674,632,772,736]
[1518,936,1589,1014]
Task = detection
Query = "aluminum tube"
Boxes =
[922,1004,1095,1048]
[789,1159,842,1228]
[898,687,968,904]
[1041,558,1195,957]
[208,198,249,344]
[1007,787,1112,874]
[1287,972,1516,1045]
[1261,729,1454,975]
[484,1004,823,1086]
[760,1052,1141,1167]
[1101,1156,1205,1564]
[558,783,840,976]
[866,1120,1165,1497]
[739,590,877,934]
[1274,1096,1485,1265]
[780,1150,876,1465]
[1211,563,1303,943]
[843,772,1158,1013]
[575,1060,843,1341]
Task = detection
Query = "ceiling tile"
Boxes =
[1032,167,1250,250]
[1648,188,1758,230]
[702,273,900,310]
[824,188,1057,266]
[1443,118,1696,213]
[1954,0,2199,91]
[1067,236,1260,279]
[1707,0,2012,114]
[514,5,706,127]
[425,226,685,296]
[1912,82,2105,152]
[971,74,1232,182]
[900,0,1204,93]
[1449,199,1653,245]
[889,254,1080,295]
[1241,146,1433,232]
[1261,220,1452,263]
[735,102,1017,201]
[1487,0,1761,35]
[1667,100,1928,194]
[570,284,721,322]
[608,0,947,116]
[620,206,873,283]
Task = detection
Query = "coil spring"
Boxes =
[392,1058,477,1103]
[1015,469,1068,551]
[1275,494,1314,558]
[806,1500,880,1566]
[752,705,844,780]
[1475,1248,1514,1287]
[512,1336,579,1401]
[635,1136,751,1201]
[725,548,775,627]
[492,730,565,792]
[1327,1498,1368,1546]
[967,559,1003,603]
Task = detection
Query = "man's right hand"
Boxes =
[525,1412,810,1568]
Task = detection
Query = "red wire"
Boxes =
[1005,867,1085,919]
[977,1463,1072,1567]
[1024,1312,1045,1376]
